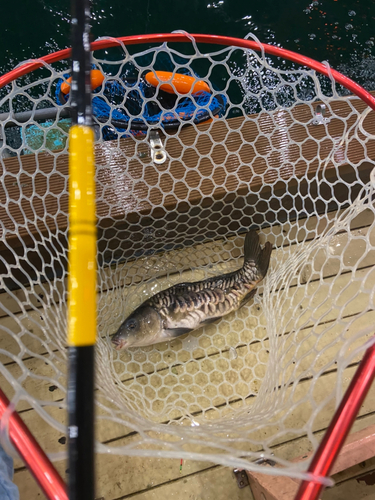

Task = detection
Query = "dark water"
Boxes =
[1,0,375,89]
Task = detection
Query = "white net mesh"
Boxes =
[0,34,375,481]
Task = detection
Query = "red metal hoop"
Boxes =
[1,33,375,112]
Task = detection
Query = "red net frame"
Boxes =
[0,33,374,500]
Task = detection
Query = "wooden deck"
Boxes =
[1,91,375,291]
[1,92,375,499]
[0,204,372,500]
[2,91,375,236]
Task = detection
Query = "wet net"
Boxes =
[0,33,375,482]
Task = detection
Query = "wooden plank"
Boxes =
[115,466,253,500]
[332,457,375,488]
[1,218,374,470]
[6,305,374,465]
[262,411,375,464]
[8,304,375,476]
[1,93,375,289]
[15,464,254,500]
[0,205,373,319]
[2,93,374,240]
[1,260,374,418]
[3,264,374,477]
[322,473,375,499]
[14,410,375,499]
[0,207,373,365]
[1,231,374,460]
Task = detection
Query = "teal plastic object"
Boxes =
[22,119,71,154]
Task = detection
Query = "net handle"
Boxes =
[0,388,68,500]
[295,338,375,500]
[1,33,375,111]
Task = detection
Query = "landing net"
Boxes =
[0,33,375,482]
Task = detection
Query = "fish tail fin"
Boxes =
[243,231,272,279]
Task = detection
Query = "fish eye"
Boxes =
[126,319,137,330]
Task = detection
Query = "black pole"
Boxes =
[70,0,92,126]
[67,0,95,499]
[67,347,95,500]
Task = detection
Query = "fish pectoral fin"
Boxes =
[239,289,257,309]
[201,317,219,325]
[165,327,192,338]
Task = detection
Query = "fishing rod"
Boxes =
[67,0,96,498]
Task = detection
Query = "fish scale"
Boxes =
[150,268,258,315]
[112,231,273,350]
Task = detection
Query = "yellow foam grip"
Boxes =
[68,125,97,346]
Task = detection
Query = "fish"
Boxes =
[111,231,272,350]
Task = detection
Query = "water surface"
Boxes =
[1,1,374,88]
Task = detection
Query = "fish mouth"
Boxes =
[111,336,129,351]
